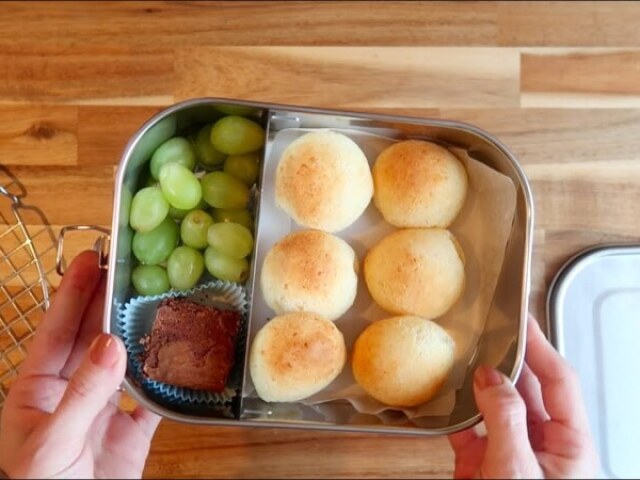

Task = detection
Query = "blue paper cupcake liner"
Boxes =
[117,280,249,407]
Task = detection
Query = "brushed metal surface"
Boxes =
[548,244,640,478]
[105,97,534,436]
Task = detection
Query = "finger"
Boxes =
[516,363,548,422]
[516,363,548,451]
[131,405,162,439]
[525,316,589,432]
[448,429,485,480]
[47,334,126,441]
[473,365,540,476]
[448,428,478,455]
[21,251,101,376]
[60,273,107,378]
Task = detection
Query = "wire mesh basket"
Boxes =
[0,170,57,406]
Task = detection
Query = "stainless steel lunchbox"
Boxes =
[69,98,533,436]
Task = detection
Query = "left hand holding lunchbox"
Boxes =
[0,251,160,479]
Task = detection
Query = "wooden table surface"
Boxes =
[2,1,640,478]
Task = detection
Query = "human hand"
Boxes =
[0,251,160,479]
[448,316,598,479]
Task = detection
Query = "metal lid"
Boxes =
[548,244,640,479]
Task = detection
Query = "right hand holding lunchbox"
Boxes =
[448,316,599,479]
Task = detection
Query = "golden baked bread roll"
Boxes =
[352,315,455,407]
[276,130,373,232]
[250,312,347,402]
[261,229,358,321]
[364,228,465,319]
[373,140,468,228]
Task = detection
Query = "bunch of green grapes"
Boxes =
[128,113,265,296]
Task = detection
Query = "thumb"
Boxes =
[48,334,126,440]
[473,365,541,477]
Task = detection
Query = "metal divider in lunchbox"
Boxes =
[56,98,533,436]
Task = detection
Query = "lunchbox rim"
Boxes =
[547,242,640,351]
[105,96,534,436]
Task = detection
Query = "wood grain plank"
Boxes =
[4,2,640,48]
[0,1,497,47]
[78,106,163,164]
[144,423,454,479]
[521,49,640,107]
[339,108,640,167]
[175,47,520,108]
[0,105,77,166]
[497,1,640,47]
[2,166,114,225]
[0,46,174,105]
[532,170,640,316]
[528,167,640,234]
[438,108,640,165]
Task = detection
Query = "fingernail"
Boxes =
[89,334,121,368]
[474,365,503,390]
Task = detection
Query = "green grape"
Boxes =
[180,209,214,249]
[201,171,250,209]
[129,187,169,233]
[150,137,196,179]
[167,246,205,290]
[212,208,254,231]
[195,123,226,168]
[223,153,259,186]
[168,204,191,220]
[207,222,253,259]
[159,163,202,210]
[168,197,207,220]
[132,217,179,265]
[131,264,170,296]
[210,116,265,155]
[130,116,177,170]
[214,104,258,117]
[205,246,249,283]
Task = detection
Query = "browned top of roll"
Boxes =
[373,140,468,228]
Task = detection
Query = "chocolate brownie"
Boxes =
[141,298,241,392]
